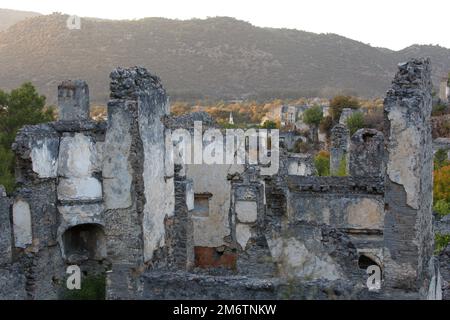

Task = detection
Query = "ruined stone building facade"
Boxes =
[0,58,447,299]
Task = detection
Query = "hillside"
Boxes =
[0,8,41,31]
[0,13,449,104]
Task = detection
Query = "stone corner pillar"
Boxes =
[383,58,434,296]
[330,124,349,176]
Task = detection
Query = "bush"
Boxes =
[261,120,278,129]
[329,95,360,122]
[434,148,450,170]
[434,200,450,218]
[293,140,311,153]
[314,151,330,176]
[303,105,323,126]
[61,274,106,300]
[319,115,333,137]
[336,156,348,177]
[346,112,364,136]
[435,234,450,255]
[434,165,450,203]
[363,111,384,132]
[432,104,448,116]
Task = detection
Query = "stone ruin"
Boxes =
[330,124,350,176]
[0,58,446,299]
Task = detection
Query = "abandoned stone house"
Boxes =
[0,58,447,300]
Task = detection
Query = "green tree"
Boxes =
[303,105,323,145]
[261,120,278,129]
[346,112,365,136]
[329,95,360,122]
[0,83,54,193]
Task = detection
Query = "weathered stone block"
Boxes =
[236,201,258,223]
[185,179,194,211]
[13,124,59,180]
[30,138,59,178]
[103,100,133,210]
[57,177,102,201]
[236,223,252,249]
[58,133,100,178]
[12,199,32,248]
[346,198,384,229]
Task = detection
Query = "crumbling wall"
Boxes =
[330,124,349,176]
[104,67,181,298]
[11,122,65,299]
[230,167,275,276]
[286,154,316,176]
[383,58,436,298]
[349,129,384,177]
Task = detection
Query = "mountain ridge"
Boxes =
[0,12,449,104]
[0,8,41,31]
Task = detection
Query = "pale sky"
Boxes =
[1,0,448,50]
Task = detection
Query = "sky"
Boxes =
[1,0,448,51]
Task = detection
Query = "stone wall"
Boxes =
[349,129,384,177]
[0,59,444,300]
[383,58,436,298]
[330,124,349,176]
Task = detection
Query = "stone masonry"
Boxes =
[383,58,437,298]
[330,124,350,176]
[349,128,384,177]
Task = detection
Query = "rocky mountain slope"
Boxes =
[0,12,449,104]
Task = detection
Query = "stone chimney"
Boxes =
[57,80,90,121]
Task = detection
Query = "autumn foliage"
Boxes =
[434,165,450,203]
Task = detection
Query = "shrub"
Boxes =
[435,234,450,255]
[434,200,450,218]
[432,104,448,116]
[336,156,348,176]
[261,120,278,129]
[329,95,360,122]
[314,151,330,176]
[434,165,450,203]
[434,148,450,170]
[346,112,365,136]
[319,115,333,137]
[61,274,106,300]
[293,140,311,153]
[303,105,323,126]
